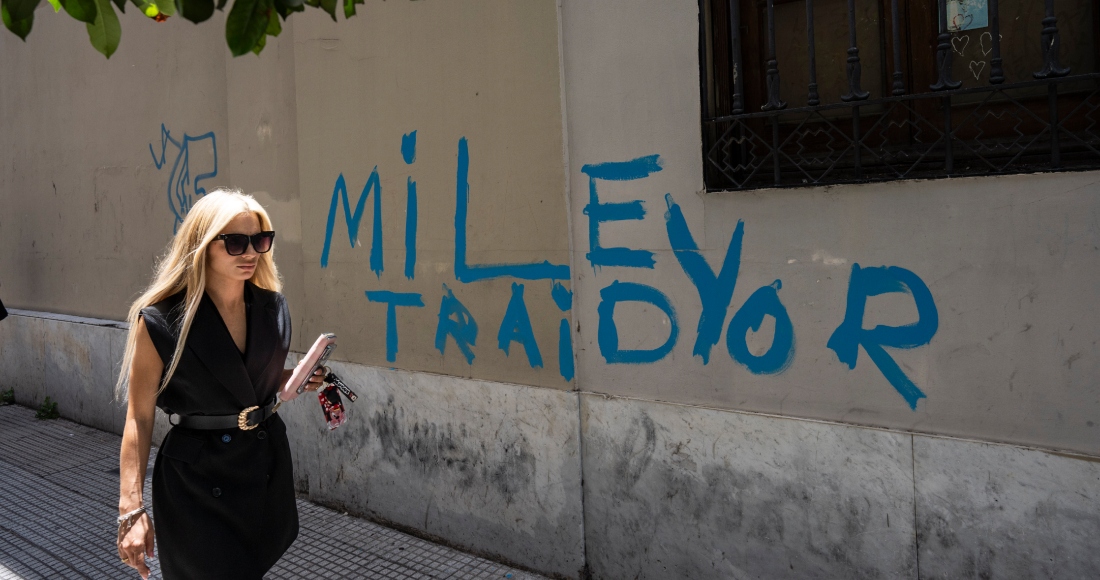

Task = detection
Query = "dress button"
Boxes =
[257,431,267,440]
[221,434,232,443]
[211,487,222,498]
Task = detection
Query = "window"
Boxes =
[700,0,1100,190]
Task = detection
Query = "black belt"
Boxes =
[170,398,278,431]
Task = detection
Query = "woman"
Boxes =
[115,190,325,579]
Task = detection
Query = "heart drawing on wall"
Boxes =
[952,13,974,31]
[951,35,970,56]
[969,60,986,80]
[978,32,1003,57]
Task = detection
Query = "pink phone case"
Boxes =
[282,333,337,398]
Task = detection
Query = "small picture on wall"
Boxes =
[944,0,988,32]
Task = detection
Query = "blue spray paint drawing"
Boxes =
[454,138,570,282]
[366,291,425,363]
[149,124,218,232]
[581,155,662,269]
[828,264,939,410]
[597,280,679,364]
[320,171,383,275]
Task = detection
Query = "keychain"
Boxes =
[317,367,357,430]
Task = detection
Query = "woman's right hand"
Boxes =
[118,316,161,579]
[117,513,155,579]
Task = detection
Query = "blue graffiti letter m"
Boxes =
[321,170,383,275]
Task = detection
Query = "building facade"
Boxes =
[1,1,1098,577]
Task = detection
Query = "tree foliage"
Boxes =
[1,0,360,58]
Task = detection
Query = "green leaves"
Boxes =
[128,0,158,17]
[249,1,280,54]
[4,0,40,21]
[225,0,270,57]
[1,2,34,40]
[316,0,333,21]
[86,0,119,57]
[1,0,40,39]
[2,0,360,57]
[59,0,97,23]
[152,0,173,17]
[178,0,213,23]
[342,0,359,19]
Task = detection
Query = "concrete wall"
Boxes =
[580,394,1100,580]
[2,0,1100,578]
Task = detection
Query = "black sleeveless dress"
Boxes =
[140,281,298,580]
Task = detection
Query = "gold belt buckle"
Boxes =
[237,406,260,430]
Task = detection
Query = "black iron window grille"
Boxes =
[700,0,1100,191]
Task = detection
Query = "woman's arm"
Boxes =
[117,317,162,579]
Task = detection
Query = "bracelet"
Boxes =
[117,506,146,525]
[117,505,148,553]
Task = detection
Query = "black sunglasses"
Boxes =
[216,231,275,256]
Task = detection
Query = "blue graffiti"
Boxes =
[366,291,425,363]
[401,130,417,164]
[497,283,543,368]
[664,194,745,364]
[552,282,575,381]
[317,138,939,404]
[149,124,218,232]
[403,130,418,279]
[597,280,679,364]
[726,281,795,374]
[454,138,570,282]
[320,171,383,275]
[827,264,939,409]
[435,284,479,365]
[581,155,661,269]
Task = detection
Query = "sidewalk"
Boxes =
[0,404,548,580]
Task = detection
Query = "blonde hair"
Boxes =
[115,189,282,400]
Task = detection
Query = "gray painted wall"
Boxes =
[560,0,1100,455]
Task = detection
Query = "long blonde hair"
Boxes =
[115,189,282,401]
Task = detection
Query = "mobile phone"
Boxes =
[318,385,347,430]
[283,333,337,397]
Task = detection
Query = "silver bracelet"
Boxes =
[117,506,146,524]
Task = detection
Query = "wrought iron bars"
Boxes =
[1034,0,1070,79]
[889,0,905,95]
[988,0,1005,84]
[806,0,820,106]
[761,0,786,111]
[840,0,870,101]
[703,74,1100,191]
[729,0,745,114]
[930,0,962,91]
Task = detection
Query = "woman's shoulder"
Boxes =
[140,290,186,327]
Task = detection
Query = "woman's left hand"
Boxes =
[303,367,327,392]
[278,364,328,401]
